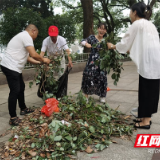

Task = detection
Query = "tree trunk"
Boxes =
[81,0,94,53]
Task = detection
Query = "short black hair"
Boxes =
[131,2,152,20]
[97,22,107,37]
[97,22,107,30]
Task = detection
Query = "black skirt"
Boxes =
[138,75,159,118]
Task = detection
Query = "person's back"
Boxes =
[129,19,160,79]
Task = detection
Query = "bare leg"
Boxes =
[85,94,88,98]
[135,117,151,126]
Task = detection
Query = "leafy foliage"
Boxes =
[0,8,76,49]
[44,13,76,44]
[0,7,47,49]
[29,55,63,100]
[93,33,124,85]
[0,92,134,159]
[0,0,53,18]
[154,11,160,36]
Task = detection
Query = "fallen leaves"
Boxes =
[85,146,93,153]
[0,95,134,160]
[28,150,37,157]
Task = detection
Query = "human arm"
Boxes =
[81,35,92,48]
[65,48,73,68]
[27,56,41,64]
[81,41,92,48]
[107,43,116,49]
[40,51,45,57]
[62,38,73,68]
[40,39,47,57]
[107,22,138,53]
[26,46,50,64]
[107,43,130,54]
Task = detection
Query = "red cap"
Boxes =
[48,26,59,36]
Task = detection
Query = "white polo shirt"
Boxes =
[1,31,34,73]
[41,35,68,56]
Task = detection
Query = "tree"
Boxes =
[0,7,47,49]
[0,0,53,18]
[0,7,77,50]
[153,9,160,36]
[44,13,76,44]
[80,0,94,52]
[59,0,160,38]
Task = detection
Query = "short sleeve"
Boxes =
[81,35,93,45]
[41,39,47,52]
[23,33,34,47]
[61,38,69,50]
[116,22,138,53]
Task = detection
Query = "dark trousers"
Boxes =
[1,66,26,117]
[138,75,159,118]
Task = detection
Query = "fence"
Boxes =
[0,53,90,72]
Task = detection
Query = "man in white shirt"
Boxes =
[40,25,73,77]
[0,24,50,126]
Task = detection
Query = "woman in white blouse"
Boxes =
[107,2,160,129]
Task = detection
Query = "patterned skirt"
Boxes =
[81,67,107,97]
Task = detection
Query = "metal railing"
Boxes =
[0,53,90,72]
[24,53,90,69]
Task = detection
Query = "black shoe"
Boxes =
[134,122,150,129]
[20,108,34,115]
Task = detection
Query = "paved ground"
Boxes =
[0,61,160,160]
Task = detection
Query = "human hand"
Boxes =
[85,43,92,48]
[68,61,73,68]
[107,43,115,50]
[43,58,51,64]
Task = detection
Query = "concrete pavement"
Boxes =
[0,61,160,160]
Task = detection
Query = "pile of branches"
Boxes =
[0,92,134,160]
[29,55,63,100]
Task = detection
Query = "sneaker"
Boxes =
[132,108,138,112]
[130,107,138,118]
[99,97,106,103]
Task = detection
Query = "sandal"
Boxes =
[20,108,34,115]
[9,117,21,126]
[134,122,150,129]
[133,119,142,123]
[132,119,152,125]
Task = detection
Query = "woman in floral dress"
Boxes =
[81,23,107,103]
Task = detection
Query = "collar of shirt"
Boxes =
[49,36,59,45]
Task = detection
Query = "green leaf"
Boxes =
[69,106,74,111]
[56,142,61,147]
[89,126,95,133]
[99,144,106,150]
[49,135,55,141]
[95,144,106,150]
[71,142,76,148]
[95,144,101,149]
[31,143,35,148]
[73,136,77,141]
[29,81,33,88]
[54,136,62,141]
[65,135,72,141]
[111,73,116,79]
[60,147,64,151]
